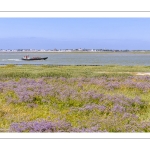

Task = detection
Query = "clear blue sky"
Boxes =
[0,18,150,50]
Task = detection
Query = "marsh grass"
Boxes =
[1,64,150,78]
[0,65,150,132]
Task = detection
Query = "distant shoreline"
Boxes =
[0,51,150,53]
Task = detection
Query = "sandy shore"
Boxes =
[96,71,150,76]
[136,72,150,76]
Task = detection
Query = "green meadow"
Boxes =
[1,64,150,78]
[0,65,150,132]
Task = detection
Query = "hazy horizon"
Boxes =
[0,18,150,50]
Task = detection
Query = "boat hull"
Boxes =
[22,57,48,60]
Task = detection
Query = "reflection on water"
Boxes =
[0,52,150,66]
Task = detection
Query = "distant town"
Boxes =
[0,48,149,52]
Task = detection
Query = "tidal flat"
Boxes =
[0,65,150,132]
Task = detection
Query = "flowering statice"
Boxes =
[105,81,121,90]
[1,76,150,132]
[79,104,106,112]
[9,120,72,132]
[111,104,125,113]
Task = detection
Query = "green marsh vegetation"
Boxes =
[0,64,150,132]
[1,64,150,78]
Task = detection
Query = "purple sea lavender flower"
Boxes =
[9,120,72,132]
[108,82,120,89]
[111,104,125,113]
[10,121,54,132]
[132,96,142,105]
[79,104,106,112]
[97,105,106,112]
[122,113,132,119]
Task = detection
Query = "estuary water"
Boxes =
[0,52,150,66]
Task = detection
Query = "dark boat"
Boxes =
[22,55,48,61]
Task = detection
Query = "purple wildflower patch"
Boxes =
[0,76,150,132]
[9,120,72,132]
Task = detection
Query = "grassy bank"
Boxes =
[0,65,150,132]
[1,64,150,78]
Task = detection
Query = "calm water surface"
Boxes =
[0,52,150,66]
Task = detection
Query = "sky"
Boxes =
[0,18,150,50]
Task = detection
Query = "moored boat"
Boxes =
[22,55,48,60]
